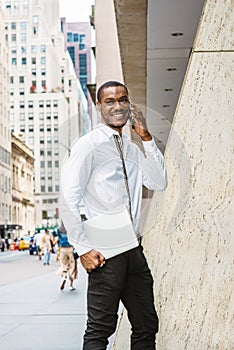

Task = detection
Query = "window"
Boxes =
[79,54,87,74]
[47,137,51,144]
[39,125,44,132]
[19,88,24,95]
[39,100,44,108]
[68,46,75,65]
[12,57,17,65]
[6,2,11,9]
[28,100,33,108]
[20,113,25,121]
[54,137,59,144]
[40,45,46,52]
[41,68,46,76]
[29,137,34,145]
[11,46,17,54]
[73,33,79,42]
[39,113,44,120]
[54,113,58,119]
[10,101,14,109]
[31,57,36,64]
[55,160,59,167]
[40,137,44,144]
[23,1,29,9]
[53,100,58,107]
[11,34,16,41]
[21,57,26,65]
[54,148,59,155]
[46,100,51,107]
[40,150,44,156]
[19,76,24,83]
[28,125,34,132]
[55,185,60,192]
[47,126,51,132]
[48,186,53,192]
[41,57,46,65]
[46,113,51,120]
[79,34,86,50]
[10,90,14,96]
[67,32,73,42]
[33,15,38,23]
[40,161,45,168]
[41,185,45,192]
[21,46,26,54]
[47,150,52,156]
[32,68,36,76]
[79,43,85,50]
[31,45,36,53]
[21,33,26,42]
[48,161,52,167]
[21,21,27,30]
[19,101,25,109]
[54,125,58,132]
[28,113,33,120]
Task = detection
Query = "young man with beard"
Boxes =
[60,81,167,349]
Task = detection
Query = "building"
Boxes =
[0,0,88,227]
[11,133,34,238]
[60,17,96,128]
[94,0,233,349]
[0,8,12,238]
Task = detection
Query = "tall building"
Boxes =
[60,18,95,127]
[0,8,12,238]
[11,133,34,237]
[0,0,87,228]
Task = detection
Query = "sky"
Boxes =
[59,0,94,22]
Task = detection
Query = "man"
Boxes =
[33,230,43,260]
[60,81,167,349]
[41,228,52,265]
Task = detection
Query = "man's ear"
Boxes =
[97,101,101,112]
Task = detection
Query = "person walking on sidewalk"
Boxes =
[56,221,77,291]
[60,81,167,349]
[33,230,43,260]
[41,229,52,265]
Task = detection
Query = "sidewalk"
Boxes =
[0,255,87,349]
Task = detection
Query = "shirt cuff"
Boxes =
[142,138,158,152]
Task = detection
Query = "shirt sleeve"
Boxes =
[59,136,95,256]
[141,138,168,191]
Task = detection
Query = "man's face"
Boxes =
[97,86,130,129]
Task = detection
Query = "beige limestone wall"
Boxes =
[113,0,234,349]
[95,0,123,89]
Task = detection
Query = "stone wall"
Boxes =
[113,0,234,349]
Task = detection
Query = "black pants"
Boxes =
[83,245,159,349]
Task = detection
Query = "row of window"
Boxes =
[6,17,39,32]
[3,1,29,10]
[41,185,59,193]
[11,56,46,65]
[42,198,58,204]
[0,146,11,166]
[0,174,11,194]
[10,45,46,55]
[40,161,59,168]
[19,125,58,133]
[40,149,59,156]
[18,112,58,121]
[0,202,11,222]
[11,100,58,109]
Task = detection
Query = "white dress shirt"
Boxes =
[60,123,167,256]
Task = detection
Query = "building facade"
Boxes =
[0,8,12,237]
[0,0,88,227]
[60,17,95,128]
[11,133,34,237]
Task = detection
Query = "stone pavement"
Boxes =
[0,253,114,349]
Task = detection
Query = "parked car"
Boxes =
[29,237,37,255]
[9,241,18,251]
[18,236,31,251]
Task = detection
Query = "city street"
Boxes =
[0,250,88,349]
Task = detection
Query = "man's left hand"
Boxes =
[130,103,152,141]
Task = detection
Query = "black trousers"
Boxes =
[83,245,159,349]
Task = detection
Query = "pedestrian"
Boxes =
[33,230,43,260]
[60,81,167,349]
[56,221,77,291]
[41,229,52,265]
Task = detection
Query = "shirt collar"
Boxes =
[98,123,129,140]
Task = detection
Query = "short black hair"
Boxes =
[97,81,128,103]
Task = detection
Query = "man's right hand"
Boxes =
[80,250,105,272]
